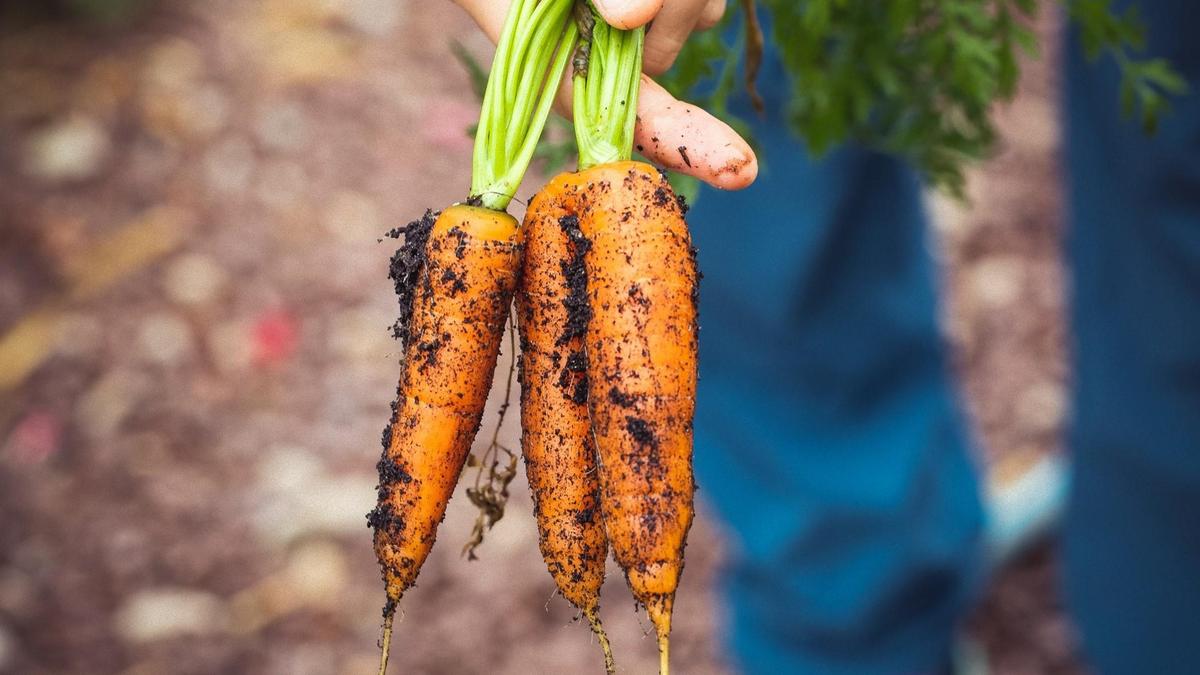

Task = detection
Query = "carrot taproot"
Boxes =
[580,163,696,675]
[527,161,697,674]
[368,2,579,671]
[369,204,522,607]
[555,12,697,672]
[516,184,615,672]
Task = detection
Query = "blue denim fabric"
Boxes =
[1062,2,1200,673]
[686,35,985,674]
[686,1,1200,670]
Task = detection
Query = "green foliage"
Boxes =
[660,0,1188,196]
[1068,0,1188,132]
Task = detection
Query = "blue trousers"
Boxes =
[688,1,1200,672]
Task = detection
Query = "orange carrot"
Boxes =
[369,2,579,672]
[369,206,521,675]
[370,205,522,604]
[528,160,698,674]
[516,184,614,672]
[578,163,696,675]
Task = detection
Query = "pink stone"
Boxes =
[3,410,62,465]
[252,310,299,367]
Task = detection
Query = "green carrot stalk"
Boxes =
[572,2,643,169]
[471,0,579,211]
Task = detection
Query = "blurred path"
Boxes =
[0,2,1076,674]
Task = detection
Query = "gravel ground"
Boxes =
[0,2,1081,673]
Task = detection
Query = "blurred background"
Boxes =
[0,1,1076,673]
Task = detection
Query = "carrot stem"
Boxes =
[471,0,577,211]
[572,4,643,169]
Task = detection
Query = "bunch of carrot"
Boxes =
[369,2,696,673]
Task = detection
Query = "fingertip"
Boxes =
[593,0,664,29]
[708,150,758,190]
[635,80,759,191]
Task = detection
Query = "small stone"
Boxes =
[283,540,348,607]
[327,307,390,361]
[114,588,226,643]
[969,256,1023,309]
[208,319,255,373]
[255,101,309,152]
[253,469,376,546]
[22,115,111,182]
[54,312,105,358]
[164,254,227,306]
[341,0,404,37]
[142,38,205,91]
[927,190,972,240]
[264,645,337,675]
[321,191,381,242]
[248,4,356,86]
[137,312,194,365]
[204,136,256,194]
[77,370,150,440]
[255,160,308,210]
[258,445,322,494]
[182,84,231,139]
[142,81,230,143]
[303,474,377,536]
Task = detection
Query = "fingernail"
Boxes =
[592,0,661,30]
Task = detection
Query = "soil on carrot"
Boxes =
[386,210,437,343]
[377,208,439,483]
[607,386,636,408]
[624,416,659,450]
[557,214,592,346]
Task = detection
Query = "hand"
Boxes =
[454,0,757,190]
[600,0,727,75]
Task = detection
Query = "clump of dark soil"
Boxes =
[557,214,592,346]
[624,416,658,450]
[387,209,437,342]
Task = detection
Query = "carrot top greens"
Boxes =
[470,0,579,211]
[660,0,1188,196]
[572,4,644,170]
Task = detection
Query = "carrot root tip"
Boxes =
[377,611,395,675]
[585,609,617,674]
[657,632,670,675]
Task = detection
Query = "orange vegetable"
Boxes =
[516,187,615,672]
[527,161,698,673]
[369,205,522,666]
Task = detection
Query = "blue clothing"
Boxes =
[689,41,984,675]
[687,1,1200,672]
[1062,1,1200,673]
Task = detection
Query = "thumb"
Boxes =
[592,0,664,29]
